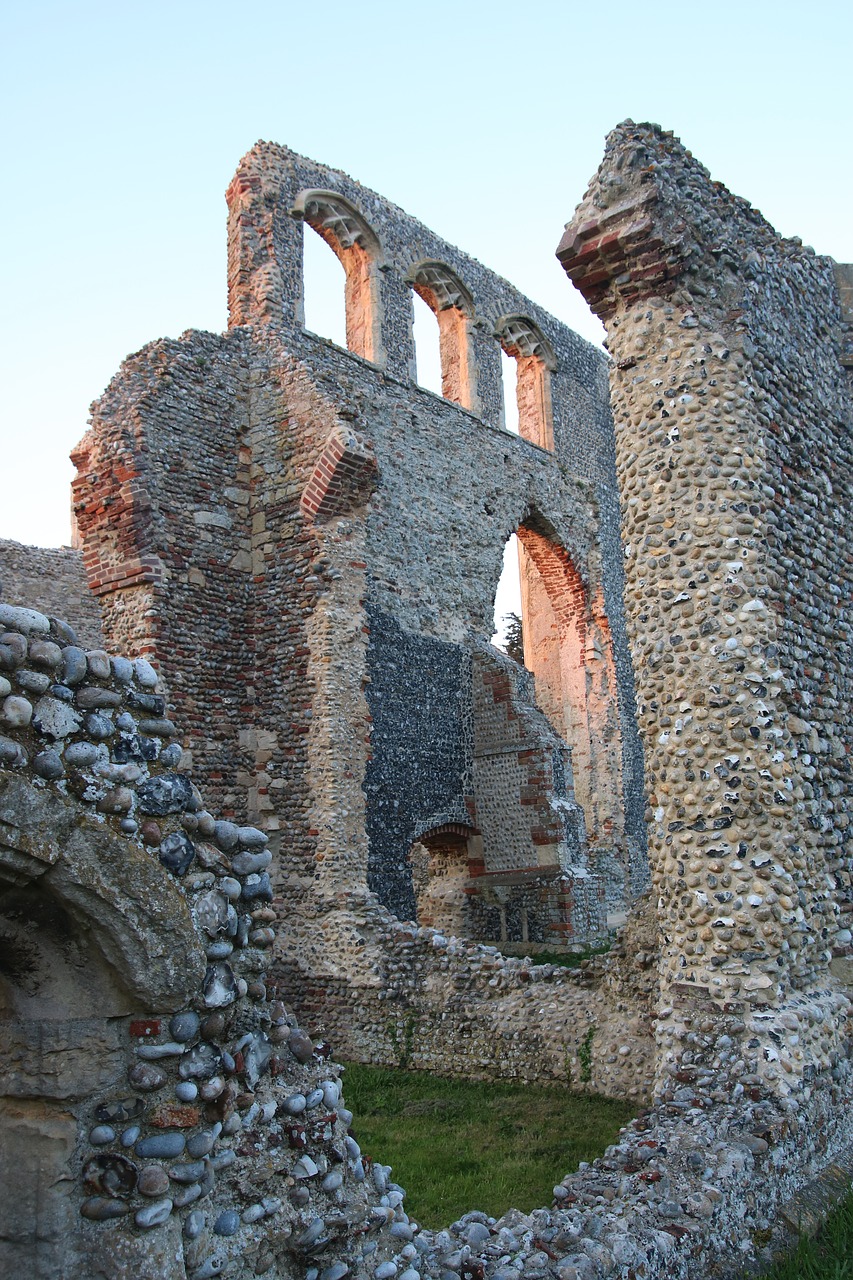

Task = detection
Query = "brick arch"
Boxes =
[517,518,588,642]
[408,261,479,412]
[510,515,622,851]
[292,189,385,364]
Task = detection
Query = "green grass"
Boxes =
[527,943,612,969]
[341,1062,635,1228]
[757,1192,853,1279]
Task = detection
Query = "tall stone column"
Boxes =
[558,122,852,1099]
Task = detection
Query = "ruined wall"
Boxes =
[72,143,646,935]
[5,124,853,1280]
[558,121,853,1096]
[0,538,103,649]
[71,332,254,820]
[231,145,644,895]
[271,890,654,1097]
[7,593,846,1280]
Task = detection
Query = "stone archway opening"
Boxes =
[0,775,205,1277]
[496,316,556,450]
[409,261,479,412]
[293,188,386,364]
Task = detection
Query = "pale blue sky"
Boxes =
[2,0,851,548]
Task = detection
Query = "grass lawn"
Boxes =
[341,1062,636,1228]
[757,1192,853,1280]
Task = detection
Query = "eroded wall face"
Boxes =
[559,121,852,1093]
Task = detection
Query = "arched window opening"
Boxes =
[412,288,443,396]
[496,317,555,450]
[500,349,520,435]
[409,262,478,411]
[490,533,523,660]
[302,222,347,348]
[508,517,621,850]
[517,526,585,755]
[293,190,385,364]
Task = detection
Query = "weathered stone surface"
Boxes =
[83,1153,138,1199]
[32,695,82,739]
[85,1215,187,1279]
[127,1062,168,1092]
[0,603,50,634]
[0,775,205,1010]
[0,1099,78,1276]
[2,694,33,728]
[159,830,196,876]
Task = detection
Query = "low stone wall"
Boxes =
[0,538,103,648]
[274,891,657,1100]
[410,1070,853,1280]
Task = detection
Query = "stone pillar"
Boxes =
[558,121,852,1098]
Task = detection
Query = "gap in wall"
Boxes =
[302,224,347,348]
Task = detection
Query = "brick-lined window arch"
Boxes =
[508,515,621,849]
[495,316,555,450]
[409,261,479,412]
[292,190,385,365]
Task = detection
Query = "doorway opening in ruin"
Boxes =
[409,824,481,938]
[496,317,555,450]
[409,262,479,412]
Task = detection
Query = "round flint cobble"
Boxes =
[159,830,196,876]
[213,1209,240,1236]
[135,1133,186,1159]
[33,749,64,780]
[138,772,194,816]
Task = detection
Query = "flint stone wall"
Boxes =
[0,538,103,649]
[558,120,853,1099]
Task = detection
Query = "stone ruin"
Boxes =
[0,121,851,1278]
